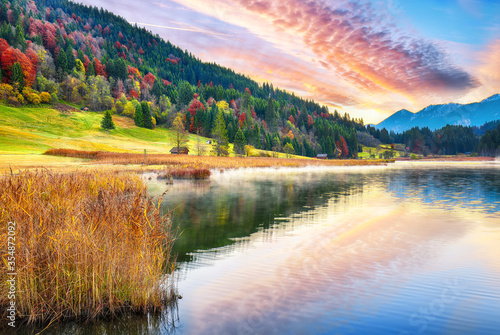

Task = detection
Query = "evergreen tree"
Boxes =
[56,49,68,73]
[11,62,24,89]
[265,98,277,131]
[87,60,95,76]
[15,24,26,51]
[134,103,144,127]
[101,110,115,130]
[141,101,153,129]
[66,48,76,72]
[234,127,246,155]
[212,109,229,156]
[178,81,193,108]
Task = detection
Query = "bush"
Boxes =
[7,96,20,106]
[410,153,417,160]
[40,91,51,103]
[50,92,58,104]
[16,94,24,105]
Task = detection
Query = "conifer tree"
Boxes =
[141,101,153,129]
[134,103,144,127]
[212,109,229,156]
[234,127,246,155]
[101,110,115,130]
[11,62,24,89]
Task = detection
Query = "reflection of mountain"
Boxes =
[155,173,367,262]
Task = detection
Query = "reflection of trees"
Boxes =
[160,174,366,262]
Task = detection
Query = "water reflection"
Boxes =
[26,163,499,334]
[150,163,500,335]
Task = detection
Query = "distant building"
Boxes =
[170,147,189,155]
[317,154,328,159]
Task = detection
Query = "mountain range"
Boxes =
[375,94,500,133]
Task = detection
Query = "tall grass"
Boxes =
[0,170,176,326]
[44,148,394,170]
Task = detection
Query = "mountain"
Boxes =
[376,94,500,133]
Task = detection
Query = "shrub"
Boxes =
[7,95,20,106]
[40,91,51,103]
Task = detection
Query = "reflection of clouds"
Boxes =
[180,188,473,334]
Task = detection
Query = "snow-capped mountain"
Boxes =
[375,94,500,133]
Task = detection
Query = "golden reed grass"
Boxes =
[0,169,176,326]
[44,149,394,171]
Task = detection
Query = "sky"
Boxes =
[79,0,500,124]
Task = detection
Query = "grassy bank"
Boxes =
[0,170,176,327]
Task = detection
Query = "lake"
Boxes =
[32,161,500,335]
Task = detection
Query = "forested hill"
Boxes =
[0,0,363,158]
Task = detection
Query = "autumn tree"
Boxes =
[340,136,349,158]
[172,112,188,153]
[194,132,207,156]
[284,143,295,158]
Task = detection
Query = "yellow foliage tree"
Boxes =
[216,100,229,111]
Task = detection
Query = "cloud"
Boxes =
[235,0,478,96]
[78,0,485,123]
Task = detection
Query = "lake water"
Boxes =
[148,161,500,335]
[27,162,500,335]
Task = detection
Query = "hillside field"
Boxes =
[0,104,303,171]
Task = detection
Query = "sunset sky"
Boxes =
[80,0,500,124]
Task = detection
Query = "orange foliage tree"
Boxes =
[1,47,36,87]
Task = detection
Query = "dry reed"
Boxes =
[44,149,394,170]
[0,169,176,327]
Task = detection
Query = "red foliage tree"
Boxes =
[1,47,36,87]
[288,115,295,125]
[239,113,246,128]
[143,72,155,87]
[114,41,122,49]
[138,47,144,55]
[187,98,205,133]
[129,89,139,99]
[207,97,215,107]
[162,79,171,86]
[93,58,106,76]
[0,39,10,59]
[340,136,349,158]
[307,115,314,127]
[118,31,124,40]
[83,55,90,72]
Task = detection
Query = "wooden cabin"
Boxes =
[170,147,189,155]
